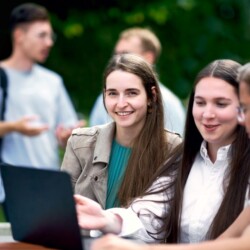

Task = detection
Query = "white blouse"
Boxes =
[92,141,250,243]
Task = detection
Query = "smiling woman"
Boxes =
[61,53,181,211]
[237,62,250,137]
[73,59,250,245]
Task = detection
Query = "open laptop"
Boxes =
[0,163,95,250]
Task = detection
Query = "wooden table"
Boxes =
[0,223,57,250]
[0,241,58,249]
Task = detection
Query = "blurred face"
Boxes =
[15,21,54,63]
[104,70,148,134]
[115,36,143,55]
[193,77,239,150]
[115,37,154,64]
[239,81,250,137]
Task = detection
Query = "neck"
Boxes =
[207,144,219,163]
[1,50,34,71]
[115,127,140,147]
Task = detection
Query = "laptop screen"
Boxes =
[0,163,83,250]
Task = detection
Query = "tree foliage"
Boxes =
[1,0,250,116]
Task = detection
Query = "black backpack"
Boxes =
[0,68,8,162]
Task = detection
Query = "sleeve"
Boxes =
[92,177,171,243]
[61,136,81,188]
[56,80,78,127]
[89,94,112,126]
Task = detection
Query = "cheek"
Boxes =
[104,99,114,111]
[218,109,238,123]
[192,106,201,122]
[136,98,148,113]
[245,115,250,130]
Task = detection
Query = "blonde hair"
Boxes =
[119,27,162,62]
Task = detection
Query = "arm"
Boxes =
[218,206,250,239]
[90,226,250,250]
[61,136,82,188]
[74,195,122,234]
[55,120,85,148]
[0,116,48,136]
[75,177,170,243]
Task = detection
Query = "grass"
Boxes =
[0,205,7,222]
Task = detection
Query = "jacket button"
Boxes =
[94,176,98,181]
[94,156,97,160]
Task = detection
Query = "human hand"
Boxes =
[74,195,122,234]
[91,234,144,250]
[56,120,86,148]
[14,116,49,136]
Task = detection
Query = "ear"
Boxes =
[151,86,157,102]
[13,27,26,44]
[142,51,155,65]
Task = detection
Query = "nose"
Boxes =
[116,95,128,108]
[45,36,54,47]
[202,106,215,119]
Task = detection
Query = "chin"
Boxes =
[35,56,48,63]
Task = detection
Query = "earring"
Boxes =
[147,102,153,114]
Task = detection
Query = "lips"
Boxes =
[115,111,133,116]
[203,124,219,131]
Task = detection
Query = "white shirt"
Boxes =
[181,141,231,243]
[0,65,78,202]
[101,141,250,243]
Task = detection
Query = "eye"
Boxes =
[127,90,138,96]
[216,102,227,108]
[195,100,205,106]
[106,91,117,96]
[242,107,248,114]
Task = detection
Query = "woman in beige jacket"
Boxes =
[61,54,181,209]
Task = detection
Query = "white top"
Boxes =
[89,83,186,136]
[0,64,78,201]
[97,141,250,243]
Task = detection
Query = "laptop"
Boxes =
[0,163,95,250]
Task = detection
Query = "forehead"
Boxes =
[115,36,143,55]
[195,77,237,99]
[240,81,250,104]
[106,70,144,89]
[20,21,52,33]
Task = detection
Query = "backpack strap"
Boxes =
[0,68,8,121]
[0,68,8,162]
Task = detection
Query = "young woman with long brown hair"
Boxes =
[73,59,250,244]
[61,53,181,210]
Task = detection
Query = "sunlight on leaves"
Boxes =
[63,23,84,38]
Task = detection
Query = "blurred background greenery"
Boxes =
[1,0,250,119]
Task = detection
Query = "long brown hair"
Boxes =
[168,59,250,241]
[103,54,170,207]
[142,59,250,242]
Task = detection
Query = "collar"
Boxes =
[92,122,116,164]
[200,140,231,163]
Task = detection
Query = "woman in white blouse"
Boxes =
[74,59,250,244]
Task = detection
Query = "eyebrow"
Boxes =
[194,96,232,101]
[106,88,140,91]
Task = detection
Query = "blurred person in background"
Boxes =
[89,27,186,136]
[0,3,83,202]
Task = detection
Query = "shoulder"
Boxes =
[158,83,184,107]
[70,123,115,148]
[72,122,115,136]
[72,123,114,136]
[34,64,62,82]
[164,130,182,148]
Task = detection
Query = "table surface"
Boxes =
[0,242,58,250]
[0,236,58,250]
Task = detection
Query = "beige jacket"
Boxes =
[61,122,181,209]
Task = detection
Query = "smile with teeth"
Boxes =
[204,124,219,129]
[116,111,133,116]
